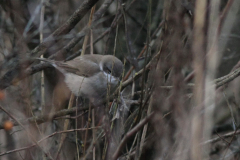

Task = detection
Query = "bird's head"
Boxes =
[100,55,123,83]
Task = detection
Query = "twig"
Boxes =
[51,0,115,60]
[202,130,240,144]
[120,51,161,91]
[121,3,139,70]
[183,0,235,82]
[215,67,240,88]
[55,93,75,159]
[39,0,46,114]
[0,127,100,157]
[112,112,154,160]
[83,103,92,155]
[32,0,100,58]
[123,20,164,81]
[0,106,90,130]
[81,6,95,56]
[0,105,54,159]
[0,0,100,90]
[218,0,234,34]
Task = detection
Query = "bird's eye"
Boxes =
[107,68,111,74]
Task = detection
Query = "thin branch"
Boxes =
[0,0,100,90]
[202,130,240,144]
[123,20,164,81]
[218,0,235,34]
[0,127,100,157]
[32,0,100,58]
[0,105,54,160]
[0,106,90,130]
[112,112,154,160]
[120,50,161,91]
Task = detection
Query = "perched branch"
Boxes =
[0,106,90,130]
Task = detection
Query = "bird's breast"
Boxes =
[64,72,118,100]
[64,73,87,96]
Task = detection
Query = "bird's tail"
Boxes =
[36,58,67,74]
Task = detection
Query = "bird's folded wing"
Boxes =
[37,56,101,77]
[61,58,101,77]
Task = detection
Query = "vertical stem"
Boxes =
[92,108,96,160]
[81,6,95,56]
[139,0,152,156]
[55,93,75,159]
[191,0,207,159]
[203,0,220,158]
[90,6,96,55]
[40,0,45,112]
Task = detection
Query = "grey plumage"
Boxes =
[38,54,123,105]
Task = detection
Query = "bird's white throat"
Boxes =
[103,71,119,85]
[99,61,119,85]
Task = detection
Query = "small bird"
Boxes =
[39,54,123,106]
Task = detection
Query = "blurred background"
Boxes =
[0,0,240,159]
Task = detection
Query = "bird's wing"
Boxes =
[63,57,101,77]
[37,56,101,77]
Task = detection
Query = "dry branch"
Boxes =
[112,112,154,160]
[0,0,100,90]
[0,106,89,130]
